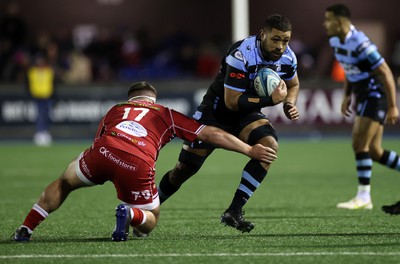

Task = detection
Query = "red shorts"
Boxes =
[76,146,159,210]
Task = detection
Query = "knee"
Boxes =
[268,138,279,153]
[259,136,279,153]
[369,147,383,161]
[352,139,367,153]
[247,123,278,150]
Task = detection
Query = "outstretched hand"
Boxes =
[249,144,277,164]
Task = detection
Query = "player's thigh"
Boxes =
[61,158,90,189]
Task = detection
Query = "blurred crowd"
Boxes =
[0,2,225,84]
[1,2,399,85]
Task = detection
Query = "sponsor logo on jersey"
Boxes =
[111,131,146,146]
[229,72,245,79]
[341,62,361,76]
[131,190,151,200]
[80,158,93,178]
[99,147,138,171]
[234,50,244,61]
[116,121,147,137]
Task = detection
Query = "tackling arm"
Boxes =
[197,125,277,163]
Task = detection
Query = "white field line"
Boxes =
[1,252,400,259]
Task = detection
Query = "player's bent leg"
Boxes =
[14,158,91,242]
[337,117,378,210]
[221,120,278,233]
[132,207,159,236]
[158,145,212,203]
[38,159,90,213]
[370,125,400,172]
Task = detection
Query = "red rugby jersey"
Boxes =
[93,100,205,167]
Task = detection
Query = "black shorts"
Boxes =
[355,95,388,124]
[184,106,277,149]
[351,77,387,124]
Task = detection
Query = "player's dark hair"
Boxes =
[263,14,292,32]
[128,81,157,99]
[326,3,351,19]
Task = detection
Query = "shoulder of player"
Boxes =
[329,36,340,47]
[349,27,369,44]
[231,36,258,56]
[282,46,297,62]
[268,46,297,67]
[225,36,257,68]
[349,29,378,55]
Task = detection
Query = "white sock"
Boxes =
[357,185,371,202]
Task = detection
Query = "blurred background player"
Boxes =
[323,4,399,210]
[13,81,277,242]
[26,54,55,146]
[158,14,300,233]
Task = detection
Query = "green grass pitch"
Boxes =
[1,137,400,264]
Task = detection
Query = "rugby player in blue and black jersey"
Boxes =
[324,4,399,211]
[158,14,300,232]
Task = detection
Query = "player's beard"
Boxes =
[262,47,282,61]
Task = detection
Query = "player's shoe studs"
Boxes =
[336,197,373,210]
[112,204,131,241]
[220,210,254,233]
[382,201,400,215]
[13,226,31,242]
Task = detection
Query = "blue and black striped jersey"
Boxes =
[203,34,297,111]
[224,35,297,94]
[329,25,384,83]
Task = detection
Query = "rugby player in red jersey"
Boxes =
[13,81,277,242]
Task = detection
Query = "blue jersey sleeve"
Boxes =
[359,41,384,70]
[224,50,250,93]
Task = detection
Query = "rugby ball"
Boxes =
[253,68,281,97]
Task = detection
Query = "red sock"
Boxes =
[22,204,48,231]
[130,208,145,226]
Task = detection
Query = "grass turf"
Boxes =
[1,138,400,264]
